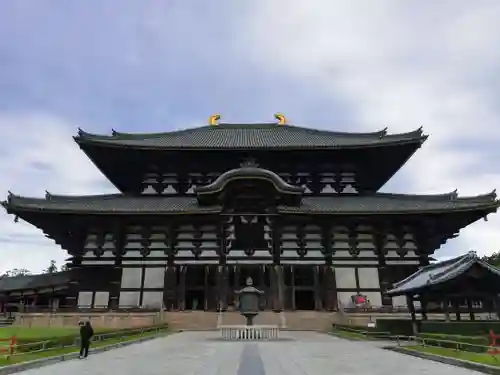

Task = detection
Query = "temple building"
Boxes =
[2,114,499,312]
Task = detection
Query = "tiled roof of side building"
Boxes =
[2,191,498,215]
[0,271,71,293]
[385,251,500,296]
[74,123,427,150]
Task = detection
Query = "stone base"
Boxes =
[13,312,161,329]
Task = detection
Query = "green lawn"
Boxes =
[0,329,169,366]
[408,345,500,368]
[0,326,119,339]
[330,328,370,340]
[0,327,79,339]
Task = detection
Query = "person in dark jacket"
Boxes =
[79,321,94,359]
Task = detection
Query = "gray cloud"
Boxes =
[236,0,500,259]
[0,1,499,272]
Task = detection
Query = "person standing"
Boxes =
[79,321,94,359]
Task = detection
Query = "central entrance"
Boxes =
[226,265,271,310]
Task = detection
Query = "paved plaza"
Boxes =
[17,331,481,375]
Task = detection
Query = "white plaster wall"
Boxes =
[392,295,407,307]
[119,291,140,307]
[142,292,164,309]
[120,268,143,289]
[363,292,382,307]
[94,291,110,307]
[358,268,380,289]
[143,268,165,289]
[332,250,350,258]
[77,291,93,307]
[337,291,354,307]
[335,268,357,288]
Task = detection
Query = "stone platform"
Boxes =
[14,331,483,375]
[219,325,280,340]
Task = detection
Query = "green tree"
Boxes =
[482,251,500,267]
[60,264,69,272]
[43,260,58,274]
[2,268,31,277]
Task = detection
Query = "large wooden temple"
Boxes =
[2,114,499,312]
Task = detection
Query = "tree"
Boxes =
[482,251,500,267]
[43,260,58,274]
[2,268,31,277]
[60,264,69,272]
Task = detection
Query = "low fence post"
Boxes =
[488,329,500,354]
[10,336,16,355]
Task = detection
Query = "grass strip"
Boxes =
[330,328,369,341]
[407,345,500,368]
[0,330,168,366]
[0,327,118,339]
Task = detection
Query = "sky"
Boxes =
[0,1,500,274]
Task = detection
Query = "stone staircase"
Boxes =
[161,310,338,332]
[282,311,338,331]
[0,316,14,327]
[162,311,219,331]
[161,309,488,332]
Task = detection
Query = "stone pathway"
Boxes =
[16,331,482,375]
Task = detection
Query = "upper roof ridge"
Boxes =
[76,123,426,140]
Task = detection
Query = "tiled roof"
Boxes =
[0,272,70,293]
[386,251,500,296]
[280,191,499,214]
[2,193,221,214]
[74,123,427,150]
[2,191,498,215]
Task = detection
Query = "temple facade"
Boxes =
[3,115,499,312]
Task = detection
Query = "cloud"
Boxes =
[238,1,500,258]
[0,1,499,273]
[0,113,116,274]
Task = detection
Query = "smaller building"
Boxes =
[386,251,500,322]
[0,272,71,314]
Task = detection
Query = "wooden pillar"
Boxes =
[178,266,186,310]
[204,265,209,311]
[494,295,500,320]
[270,265,278,311]
[453,298,461,321]
[259,265,267,310]
[313,266,321,310]
[324,266,337,311]
[272,265,285,311]
[217,265,228,311]
[406,294,418,335]
[467,297,475,321]
[443,297,451,322]
[420,295,428,321]
[291,265,296,310]
[163,266,177,311]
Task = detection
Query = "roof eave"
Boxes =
[277,203,500,215]
[3,205,222,216]
[73,136,428,151]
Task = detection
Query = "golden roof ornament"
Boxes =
[209,114,221,126]
[274,113,287,125]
